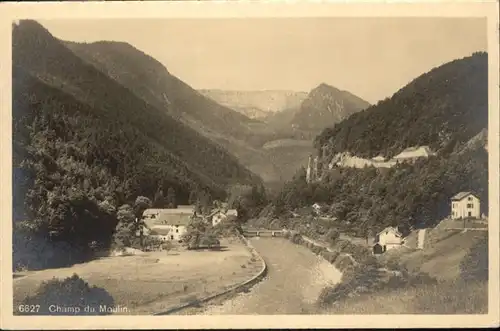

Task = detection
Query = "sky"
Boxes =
[39,17,487,104]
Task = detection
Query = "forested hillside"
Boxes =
[256,53,489,239]
[64,38,308,184]
[315,52,488,159]
[65,41,270,142]
[12,20,262,268]
[266,144,487,235]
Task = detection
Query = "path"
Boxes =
[417,229,426,249]
[194,237,342,314]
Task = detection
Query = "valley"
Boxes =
[11,18,491,319]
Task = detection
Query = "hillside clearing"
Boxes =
[322,229,488,314]
[381,229,487,280]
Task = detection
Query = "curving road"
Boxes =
[198,237,342,314]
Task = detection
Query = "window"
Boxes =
[170,235,174,240]
[468,197,473,201]
[176,229,179,233]
[467,203,473,209]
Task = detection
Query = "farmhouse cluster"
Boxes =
[307,191,483,255]
[372,191,482,254]
[139,205,238,243]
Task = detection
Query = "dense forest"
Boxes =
[12,20,262,269]
[314,52,488,159]
[255,52,489,239]
[260,143,488,237]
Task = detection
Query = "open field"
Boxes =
[13,238,261,315]
[323,228,488,314]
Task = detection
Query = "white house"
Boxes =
[211,208,238,227]
[142,208,193,242]
[392,146,435,162]
[372,155,386,162]
[312,203,323,214]
[373,227,404,254]
[451,192,480,219]
[226,209,238,219]
[211,211,227,227]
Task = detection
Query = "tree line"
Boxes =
[260,143,488,239]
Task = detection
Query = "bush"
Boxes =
[20,274,115,315]
[324,228,340,245]
[290,232,303,244]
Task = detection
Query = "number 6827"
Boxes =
[18,305,40,313]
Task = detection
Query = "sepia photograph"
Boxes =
[1,0,499,329]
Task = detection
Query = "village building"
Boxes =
[210,208,238,227]
[373,226,404,254]
[141,208,193,242]
[312,203,322,214]
[451,192,481,219]
[392,146,436,162]
[211,211,227,227]
[371,155,386,162]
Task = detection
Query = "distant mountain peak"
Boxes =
[289,83,370,132]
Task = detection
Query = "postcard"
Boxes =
[1,0,499,329]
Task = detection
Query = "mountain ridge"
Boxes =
[314,52,488,160]
[198,89,308,119]
[12,20,262,235]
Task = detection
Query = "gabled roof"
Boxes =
[143,209,164,216]
[177,205,195,210]
[377,226,402,237]
[143,209,193,227]
[143,208,194,216]
[149,228,172,236]
[451,191,477,201]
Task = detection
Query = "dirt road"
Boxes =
[198,237,342,314]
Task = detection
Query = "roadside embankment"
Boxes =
[281,230,440,312]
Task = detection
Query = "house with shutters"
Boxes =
[451,192,481,219]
